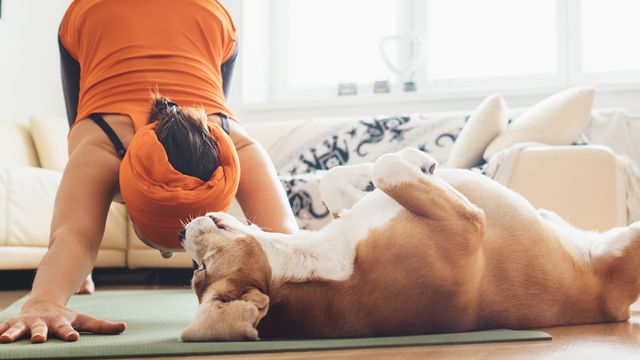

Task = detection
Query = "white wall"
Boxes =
[0,0,638,125]
[0,0,72,123]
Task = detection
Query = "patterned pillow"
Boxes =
[270,113,468,176]
[271,113,469,229]
[279,171,331,230]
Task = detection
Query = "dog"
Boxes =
[179,148,640,341]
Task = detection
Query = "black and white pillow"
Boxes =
[272,114,467,230]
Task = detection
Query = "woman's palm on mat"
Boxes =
[0,300,126,343]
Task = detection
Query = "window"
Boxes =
[425,0,557,80]
[242,0,640,103]
[287,0,398,89]
[581,0,640,73]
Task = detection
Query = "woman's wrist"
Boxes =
[21,296,65,312]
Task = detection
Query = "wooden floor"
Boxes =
[2,287,640,360]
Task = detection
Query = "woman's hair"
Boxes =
[148,95,220,182]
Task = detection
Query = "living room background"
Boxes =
[1,0,639,124]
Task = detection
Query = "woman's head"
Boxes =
[149,96,220,181]
[119,95,241,250]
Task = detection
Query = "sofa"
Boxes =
[0,111,627,271]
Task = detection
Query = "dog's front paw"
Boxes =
[180,300,261,342]
[319,163,375,217]
[395,148,437,175]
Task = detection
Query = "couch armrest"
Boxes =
[507,145,626,231]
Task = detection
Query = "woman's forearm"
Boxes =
[29,235,99,306]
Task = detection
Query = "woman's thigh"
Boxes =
[50,116,134,245]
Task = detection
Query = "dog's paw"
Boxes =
[180,300,261,342]
[372,148,437,187]
[395,148,437,175]
[320,163,375,217]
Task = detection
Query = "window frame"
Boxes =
[248,0,640,105]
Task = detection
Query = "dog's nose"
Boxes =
[178,229,186,243]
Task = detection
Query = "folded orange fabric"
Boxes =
[119,121,240,250]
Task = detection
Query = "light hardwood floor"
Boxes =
[1,288,639,360]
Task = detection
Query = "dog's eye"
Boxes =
[364,181,376,192]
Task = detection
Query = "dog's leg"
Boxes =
[319,163,374,218]
[590,222,640,318]
[372,148,485,238]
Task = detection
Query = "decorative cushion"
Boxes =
[483,86,594,159]
[447,94,508,168]
[0,166,62,248]
[269,114,469,229]
[279,171,330,230]
[0,164,128,254]
[0,122,40,167]
[29,116,69,171]
[270,113,467,175]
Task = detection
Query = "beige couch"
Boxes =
[0,115,627,270]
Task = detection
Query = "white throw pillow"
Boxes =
[29,116,69,172]
[483,86,594,160]
[447,94,508,168]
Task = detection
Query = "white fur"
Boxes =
[319,163,374,217]
[183,148,433,283]
[372,148,437,186]
[192,189,401,282]
[183,161,404,283]
[182,216,217,265]
[591,227,636,258]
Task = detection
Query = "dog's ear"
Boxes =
[180,288,270,342]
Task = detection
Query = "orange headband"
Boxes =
[119,121,240,250]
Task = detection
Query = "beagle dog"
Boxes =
[180,148,640,341]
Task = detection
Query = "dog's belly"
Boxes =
[262,169,607,337]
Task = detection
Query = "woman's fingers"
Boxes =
[0,311,126,344]
[72,313,126,335]
[25,318,48,343]
[51,318,79,342]
[0,320,13,336]
[0,322,28,343]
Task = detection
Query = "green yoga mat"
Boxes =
[0,290,551,359]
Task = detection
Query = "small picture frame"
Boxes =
[374,80,391,94]
[338,82,357,96]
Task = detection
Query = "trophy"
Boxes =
[379,33,423,92]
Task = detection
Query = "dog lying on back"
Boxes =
[179,148,640,341]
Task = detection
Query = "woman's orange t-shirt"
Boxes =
[59,0,236,130]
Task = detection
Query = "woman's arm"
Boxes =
[222,118,298,234]
[0,118,131,343]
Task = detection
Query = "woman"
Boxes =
[0,0,297,344]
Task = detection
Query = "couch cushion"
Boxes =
[447,94,508,168]
[29,116,69,171]
[0,166,62,248]
[0,122,40,167]
[0,165,128,251]
[0,247,125,270]
[484,86,594,159]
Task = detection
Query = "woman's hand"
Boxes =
[0,299,126,343]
